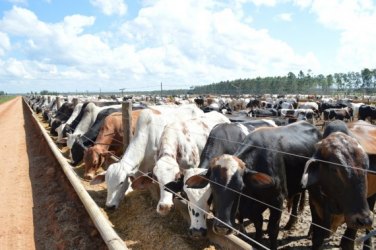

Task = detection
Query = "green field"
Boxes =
[0,96,16,104]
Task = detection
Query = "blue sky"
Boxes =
[0,0,375,94]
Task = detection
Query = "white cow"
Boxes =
[350,102,365,120]
[131,111,230,215]
[165,168,211,239]
[90,104,204,209]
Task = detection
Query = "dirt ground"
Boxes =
[0,97,106,249]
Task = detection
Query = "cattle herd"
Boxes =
[26,94,376,250]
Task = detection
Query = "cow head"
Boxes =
[50,119,62,136]
[186,154,274,236]
[302,132,373,229]
[90,162,131,210]
[56,123,67,143]
[165,168,212,239]
[84,147,109,180]
[67,132,79,150]
[131,156,180,216]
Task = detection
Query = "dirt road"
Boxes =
[0,97,36,249]
[0,97,105,249]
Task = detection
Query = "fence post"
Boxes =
[56,96,61,109]
[122,100,133,151]
[72,98,78,107]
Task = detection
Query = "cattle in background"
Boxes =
[358,105,376,122]
[90,104,204,210]
[323,108,352,121]
[302,123,373,250]
[246,99,261,109]
[249,108,278,117]
[194,97,205,107]
[298,101,319,112]
[319,101,347,116]
[350,102,364,121]
[131,111,230,216]
[83,110,143,180]
[70,107,120,165]
[186,121,322,249]
[50,102,75,136]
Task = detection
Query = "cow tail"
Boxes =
[298,190,306,214]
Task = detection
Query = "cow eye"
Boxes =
[119,181,124,186]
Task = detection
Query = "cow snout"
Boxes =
[213,222,232,235]
[84,172,95,180]
[105,205,117,211]
[189,228,207,239]
[346,211,374,229]
[157,203,173,216]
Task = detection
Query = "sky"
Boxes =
[0,0,376,94]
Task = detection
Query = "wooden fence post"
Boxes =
[122,100,133,151]
[72,98,78,107]
[56,96,61,109]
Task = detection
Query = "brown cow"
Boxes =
[83,110,142,180]
[303,120,376,250]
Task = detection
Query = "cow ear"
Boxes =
[301,158,319,188]
[185,171,210,189]
[164,179,184,193]
[243,170,275,189]
[131,173,154,190]
[90,171,106,185]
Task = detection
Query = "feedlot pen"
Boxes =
[21,97,376,250]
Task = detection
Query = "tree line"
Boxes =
[189,68,376,96]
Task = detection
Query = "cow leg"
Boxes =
[340,227,357,250]
[252,205,265,245]
[309,191,330,250]
[362,194,376,250]
[283,194,301,230]
[267,199,283,250]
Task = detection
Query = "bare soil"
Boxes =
[0,97,106,249]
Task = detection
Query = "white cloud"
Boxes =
[297,0,376,72]
[6,0,27,4]
[0,32,11,56]
[90,0,127,16]
[277,12,292,21]
[0,1,323,92]
[119,0,319,83]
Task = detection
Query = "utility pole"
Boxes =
[160,82,163,98]
[119,88,126,97]
[231,83,241,97]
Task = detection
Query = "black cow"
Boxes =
[246,99,261,109]
[302,122,373,250]
[323,108,352,121]
[249,108,278,117]
[319,102,347,115]
[50,102,75,136]
[186,121,322,249]
[70,107,120,165]
[358,105,376,122]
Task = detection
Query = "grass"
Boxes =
[0,96,16,105]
